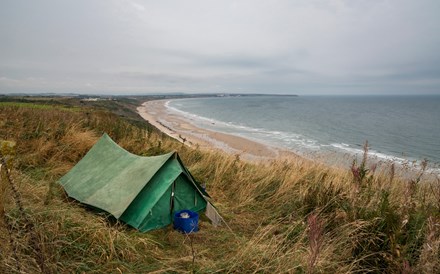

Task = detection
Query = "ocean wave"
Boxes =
[167,100,270,134]
[330,143,440,175]
[331,142,409,162]
[167,100,322,151]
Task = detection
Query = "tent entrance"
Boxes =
[171,174,206,214]
[170,181,176,215]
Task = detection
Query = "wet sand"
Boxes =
[137,99,295,161]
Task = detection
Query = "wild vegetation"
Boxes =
[0,96,439,273]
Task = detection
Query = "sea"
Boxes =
[166,95,440,174]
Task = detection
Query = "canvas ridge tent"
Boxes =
[59,133,216,232]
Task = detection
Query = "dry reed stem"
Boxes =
[416,216,440,272]
[307,213,323,273]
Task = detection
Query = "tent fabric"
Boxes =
[59,133,208,232]
[205,202,222,227]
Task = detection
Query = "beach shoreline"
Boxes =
[137,99,299,162]
[136,99,439,180]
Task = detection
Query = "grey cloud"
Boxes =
[1,0,439,95]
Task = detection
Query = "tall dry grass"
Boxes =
[0,99,439,273]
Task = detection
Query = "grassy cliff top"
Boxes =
[0,96,438,273]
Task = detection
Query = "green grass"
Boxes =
[0,101,81,112]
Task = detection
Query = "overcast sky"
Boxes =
[1,0,439,95]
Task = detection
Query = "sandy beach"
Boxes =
[137,99,292,161]
[137,99,439,179]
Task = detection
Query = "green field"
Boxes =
[0,101,81,112]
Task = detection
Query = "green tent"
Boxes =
[59,133,209,232]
